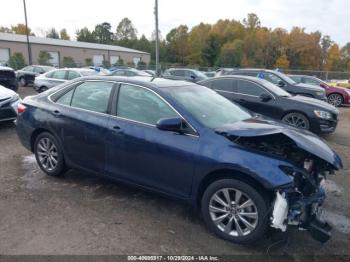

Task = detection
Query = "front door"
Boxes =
[106,83,199,198]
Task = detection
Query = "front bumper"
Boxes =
[310,115,338,134]
[271,184,332,242]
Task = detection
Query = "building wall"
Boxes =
[0,40,151,67]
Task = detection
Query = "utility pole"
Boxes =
[154,0,160,76]
[23,0,32,65]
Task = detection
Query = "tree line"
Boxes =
[1,14,350,72]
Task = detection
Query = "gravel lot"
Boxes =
[0,86,349,256]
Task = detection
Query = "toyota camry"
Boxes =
[16,76,342,244]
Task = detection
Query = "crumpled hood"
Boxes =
[0,85,16,99]
[216,117,343,170]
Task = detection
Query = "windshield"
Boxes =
[261,80,291,97]
[133,69,152,76]
[273,71,296,85]
[164,85,252,129]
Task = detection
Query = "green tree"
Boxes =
[216,39,244,67]
[62,57,76,67]
[243,13,261,30]
[38,51,52,65]
[202,33,221,66]
[115,18,137,41]
[94,22,113,44]
[8,52,26,70]
[76,27,96,43]
[60,29,70,40]
[46,28,59,39]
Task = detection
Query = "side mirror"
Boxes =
[156,117,184,133]
[277,81,285,87]
[260,93,272,102]
[190,75,196,80]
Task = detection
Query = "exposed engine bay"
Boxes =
[222,132,340,243]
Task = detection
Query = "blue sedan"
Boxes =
[16,76,342,244]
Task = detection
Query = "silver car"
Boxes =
[34,68,97,92]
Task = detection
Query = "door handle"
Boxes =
[52,110,61,116]
[112,125,121,130]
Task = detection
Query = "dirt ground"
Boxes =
[0,86,349,256]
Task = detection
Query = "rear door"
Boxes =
[51,80,115,172]
[46,70,68,88]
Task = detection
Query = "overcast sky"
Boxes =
[0,0,349,46]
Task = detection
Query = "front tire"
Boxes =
[40,86,48,93]
[281,112,310,130]
[201,179,269,245]
[327,93,343,107]
[34,132,66,176]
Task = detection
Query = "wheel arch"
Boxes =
[195,169,272,209]
[30,128,54,152]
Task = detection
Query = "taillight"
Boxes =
[17,103,27,114]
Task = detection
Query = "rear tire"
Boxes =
[34,132,66,176]
[201,179,269,245]
[40,86,48,93]
[19,77,27,87]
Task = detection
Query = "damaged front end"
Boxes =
[216,118,343,242]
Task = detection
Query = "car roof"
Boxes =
[76,76,194,88]
[199,75,263,83]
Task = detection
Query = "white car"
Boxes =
[34,68,98,93]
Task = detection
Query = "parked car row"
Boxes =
[289,75,350,107]
[199,76,339,134]
[16,76,342,245]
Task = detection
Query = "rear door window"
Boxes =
[50,70,67,80]
[264,73,282,85]
[237,80,268,96]
[70,81,114,113]
[67,70,81,80]
[172,70,185,77]
[212,79,236,92]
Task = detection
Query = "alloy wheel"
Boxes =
[20,78,26,87]
[37,137,58,171]
[282,113,309,129]
[328,94,343,107]
[209,188,258,237]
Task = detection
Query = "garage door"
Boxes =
[0,48,10,65]
[49,51,59,67]
[93,55,104,66]
[110,55,119,65]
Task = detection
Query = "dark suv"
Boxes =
[227,69,326,101]
[0,66,18,91]
[16,65,55,86]
[163,68,208,82]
